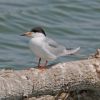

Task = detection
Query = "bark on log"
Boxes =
[1,49,100,100]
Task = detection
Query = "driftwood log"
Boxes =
[1,49,100,100]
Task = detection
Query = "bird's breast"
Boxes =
[29,38,43,55]
[29,38,56,61]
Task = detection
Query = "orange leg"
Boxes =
[40,60,48,69]
[38,58,48,70]
[44,60,48,67]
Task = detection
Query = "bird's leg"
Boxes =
[44,60,48,68]
[38,58,48,70]
[38,58,41,68]
[39,60,48,70]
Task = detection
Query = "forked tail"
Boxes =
[65,47,80,55]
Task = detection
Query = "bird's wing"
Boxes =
[44,37,66,57]
[44,37,80,57]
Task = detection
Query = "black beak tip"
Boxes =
[20,34,25,36]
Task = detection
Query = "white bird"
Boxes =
[21,27,80,68]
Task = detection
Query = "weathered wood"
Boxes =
[0,49,100,100]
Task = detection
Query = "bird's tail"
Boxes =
[65,47,80,55]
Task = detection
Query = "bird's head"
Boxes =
[21,27,46,38]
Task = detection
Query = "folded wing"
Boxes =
[44,38,80,57]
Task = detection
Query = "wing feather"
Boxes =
[44,38,66,56]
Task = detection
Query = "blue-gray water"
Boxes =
[0,0,100,69]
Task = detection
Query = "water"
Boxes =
[0,0,100,69]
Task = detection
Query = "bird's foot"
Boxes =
[38,66,46,72]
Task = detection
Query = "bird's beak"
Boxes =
[20,32,32,37]
[20,33,26,36]
[20,32,29,36]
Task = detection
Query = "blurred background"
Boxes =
[0,0,100,69]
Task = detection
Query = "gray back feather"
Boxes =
[44,38,66,57]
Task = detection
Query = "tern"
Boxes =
[21,27,80,68]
